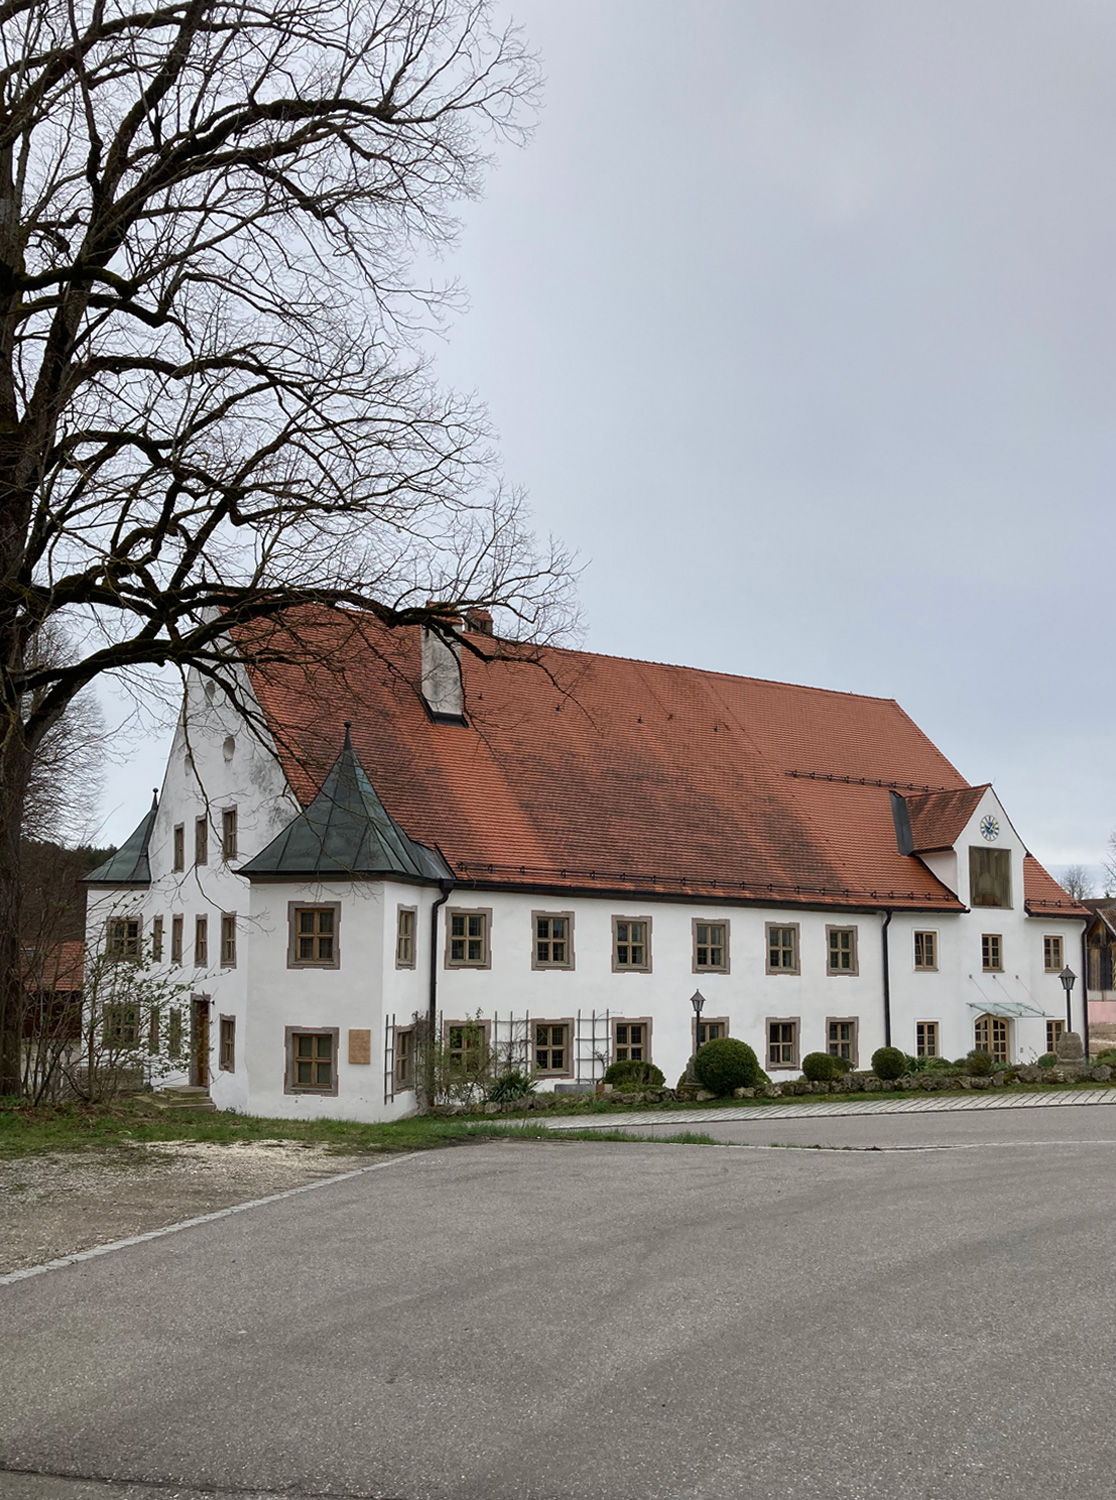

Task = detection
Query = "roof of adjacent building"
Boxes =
[238,724,450,882]
[237,610,1085,918]
[84,794,157,885]
[23,940,84,993]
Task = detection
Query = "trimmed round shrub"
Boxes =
[603,1059,665,1090]
[829,1053,852,1075]
[693,1037,763,1096]
[802,1051,840,1082]
[871,1046,907,1081]
[967,1049,994,1077]
[1037,1052,1059,1069]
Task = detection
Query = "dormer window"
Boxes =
[969,847,1011,908]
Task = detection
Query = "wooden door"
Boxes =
[191,997,211,1088]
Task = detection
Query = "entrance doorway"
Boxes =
[191,996,211,1088]
[973,1013,1009,1065]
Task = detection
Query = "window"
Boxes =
[1046,1019,1065,1055]
[219,1015,235,1072]
[613,1019,650,1063]
[289,904,340,968]
[767,1018,799,1069]
[533,912,574,969]
[168,1007,183,1059]
[981,934,1002,972]
[973,1013,1009,1065]
[173,824,184,871]
[1044,935,1064,973]
[969,847,1012,908]
[827,927,858,975]
[221,807,238,862]
[152,916,164,963]
[220,914,237,967]
[194,915,208,967]
[396,907,416,968]
[916,1021,939,1058]
[766,924,799,974]
[914,931,937,971]
[446,908,490,968]
[102,1003,139,1047]
[394,1026,415,1090]
[285,1028,338,1095]
[148,1007,160,1052]
[445,1020,490,1068]
[613,917,650,972]
[693,921,728,973]
[106,916,140,959]
[694,1017,728,1049]
[827,1017,859,1066]
[534,1022,571,1075]
[194,816,208,866]
[171,914,183,965]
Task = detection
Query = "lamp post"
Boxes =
[1059,965,1076,1035]
[688,990,707,1083]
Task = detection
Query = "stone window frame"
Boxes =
[914,930,938,971]
[612,1017,652,1064]
[396,906,417,969]
[172,824,185,872]
[287,901,342,970]
[1043,935,1064,974]
[394,1025,416,1091]
[194,815,208,867]
[219,1014,235,1072]
[152,915,164,963]
[194,914,208,968]
[692,919,729,974]
[766,1016,800,1070]
[916,1021,940,1058]
[531,911,575,971]
[765,923,800,976]
[284,1026,340,1096]
[105,913,141,959]
[826,1016,859,1068]
[981,933,1003,973]
[443,1018,492,1066]
[220,913,237,968]
[532,1018,575,1077]
[445,907,492,970]
[221,807,238,862]
[171,914,183,965]
[612,916,652,973]
[826,925,858,977]
[692,1016,729,1051]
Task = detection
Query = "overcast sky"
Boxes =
[99,0,1116,885]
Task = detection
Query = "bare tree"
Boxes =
[0,0,573,1093]
[21,619,106,844]
[1061,864,1094,903]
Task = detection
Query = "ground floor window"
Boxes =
[767,1018,799,1069]
[445,1020,490,1068]
[973,1013,1009,1065]
[394,1026,415,1090]
[285,1028,338,1094]
[827,1017,858,1067]
[1046,1019,1064,1056]
[694,1018,728,1049]
[102,1003,139,1047]
[613,1019,649,1063]
[534,1022,571,1075]
[916,1021,939,1058]
[219,1015,235,1072]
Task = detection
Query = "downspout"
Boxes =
[881,909,893,1049]
[1081,926,1091,1060]
[425,877,455,1109]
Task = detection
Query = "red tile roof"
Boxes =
[1024,857,1089,918]
[23,940,84,992]
[903,786,988,852]
[241,612,1082,917]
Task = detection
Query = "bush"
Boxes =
[1037,1052,1059,1069]
[925,1056,958,1072]
[485,1070,537,1103]
[830,1054,852,1074]
[802,1051,840,1082]
[603,1059,665,1090]
[871,1046,907,1081]
[1095,1048,1116,1067]
[693,1037,763,1095]
[967,1050,993,1076]
[904,1054,923,1074]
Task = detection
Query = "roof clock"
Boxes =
[979,814,1000,842]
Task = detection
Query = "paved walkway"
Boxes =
[542,1086,1116,1130]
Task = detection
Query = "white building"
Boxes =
[85,610,1087,1119]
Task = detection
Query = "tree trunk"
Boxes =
[0,738,30,1095]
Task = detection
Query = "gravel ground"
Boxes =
[0,1140,378,1274]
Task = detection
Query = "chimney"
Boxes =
[421,624,464,722]
[464,607,494,636]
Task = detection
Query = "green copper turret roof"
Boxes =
[84,793,158,885]
[238,725,450,882]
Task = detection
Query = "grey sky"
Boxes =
[99,0,1116,883]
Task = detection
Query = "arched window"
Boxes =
[973,1013,1009,1065]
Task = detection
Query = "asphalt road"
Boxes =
[4,1111,1116,1500]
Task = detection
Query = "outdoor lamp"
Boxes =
[687,991,707,1082]
[1059,966,1076,1032]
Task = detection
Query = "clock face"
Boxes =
[980,814,1000,842]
